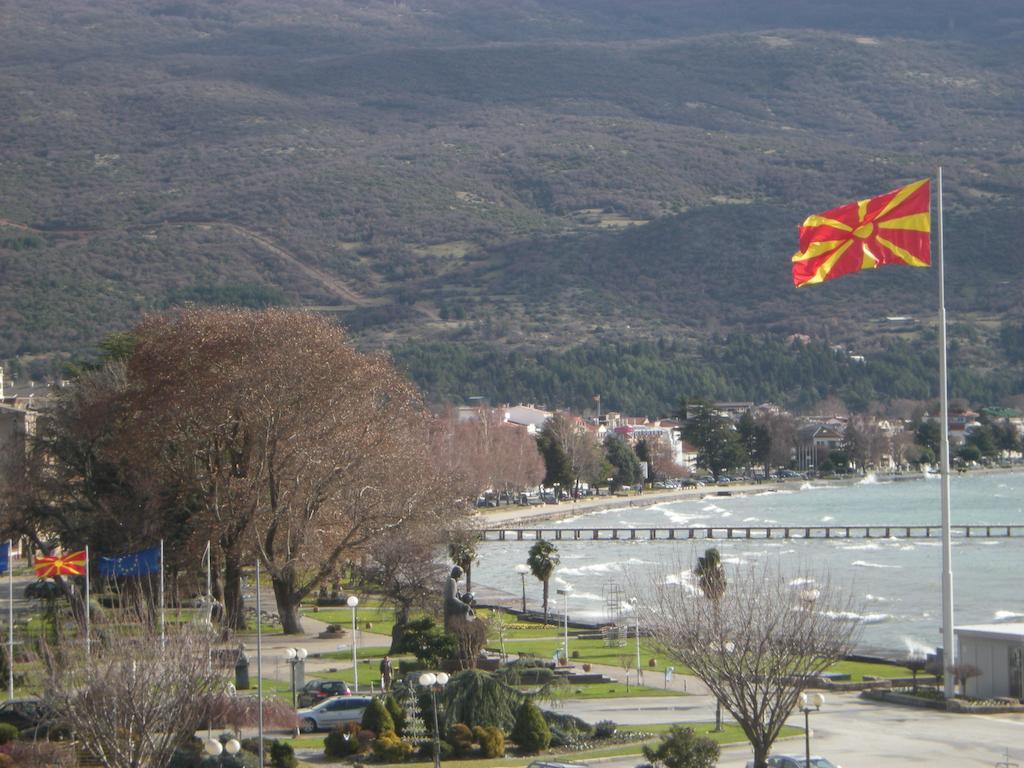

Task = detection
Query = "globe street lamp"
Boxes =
[205,738,241,761]
[347,595,359,692]
[556,588,570,663]
[514,564,530,614]
[284,647,308,709]
[798,691,825,767]
[419,672,450,768]
[629,597,641,686]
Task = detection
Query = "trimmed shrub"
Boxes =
[372,732,415,762]
[474,725,506,758]
[324,722,362,758]
[418,739,454,761]
[511,701,550,754]
[384,694,407,736]
[361,698,395,736]
[642,725,719,768]
[269,740,298,768]
[594,720,618,739]
[0,723,18,745]
[445,723,475,757]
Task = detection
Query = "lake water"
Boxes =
[472,471,1024,658]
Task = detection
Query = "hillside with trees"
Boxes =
[1,0,1023,402]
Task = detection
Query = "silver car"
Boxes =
[746,757,841,768]
[297,695,371,733]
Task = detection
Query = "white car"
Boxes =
[297,695,371,733]
[746,757,840,768]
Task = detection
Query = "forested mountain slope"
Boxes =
[1,0,1022,403]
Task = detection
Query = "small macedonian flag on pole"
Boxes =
[792,178,931,287]
[35,550,87,578]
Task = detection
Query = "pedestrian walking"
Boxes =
[380,654,393,692]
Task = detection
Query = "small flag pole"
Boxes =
[7,539,13,701]
[256,558,265,768]
[204,540,211,599]
[85,545,91,656]
[159,540,165,645]
[936,167,956,698]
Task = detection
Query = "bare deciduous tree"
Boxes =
[641,562,861,768]
[437,407,544,501]
[123,308,467,634]
[41,621,226,768]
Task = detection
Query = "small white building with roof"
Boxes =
[955,623,1024,700]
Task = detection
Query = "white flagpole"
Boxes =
[7,540,13,701]
[256,559,265,768]
[205,541,211,599]
[84,545,91,656]
[936,167,956,698]
[159,540,165,645]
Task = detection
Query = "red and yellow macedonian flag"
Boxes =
[35,550,87,578]
[792,179,931,288]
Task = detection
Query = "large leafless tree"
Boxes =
[123,308,466,634]
[641,561,861,768]
[41,620,226,768]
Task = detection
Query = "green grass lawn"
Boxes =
[302,603,396,639]
[827,659,914,681]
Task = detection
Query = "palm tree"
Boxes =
[526,541,560,624]
[695,548,726,602]
[448,536,479,593]
[695,547,727,731]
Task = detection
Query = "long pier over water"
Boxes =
[476,524,1024,543]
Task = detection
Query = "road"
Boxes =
[557,692,1024,767]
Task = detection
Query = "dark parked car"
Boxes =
[0,698,68,739]
[24,580,61,600]
[297,679,352,708]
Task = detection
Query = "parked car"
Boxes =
[297,695,371,733]
[24,580,61,600]
[745,756,841,768]
[0,698,69,739]
[297,679,352,708]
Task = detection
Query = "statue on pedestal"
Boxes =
[444,565,475,632]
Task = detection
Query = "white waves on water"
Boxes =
[903,636,936,657]
[826,610,891,624]
[994,610,1024,622]
[852,560,902,569]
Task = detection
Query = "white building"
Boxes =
[955,623,1024,700]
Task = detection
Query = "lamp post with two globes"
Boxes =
[205,738,241,763]
[799,691,825,767]
[419,671,449,768]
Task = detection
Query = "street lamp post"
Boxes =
[515,564,530,614]
[419,672,450,768]
[556,588,569,663]
[347,595,359,692]
[629,597,641,685]
[798,692,825,767]
[285,647,308,709]
[205,738,241,762]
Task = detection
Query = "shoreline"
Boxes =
[472,466,1023,529]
